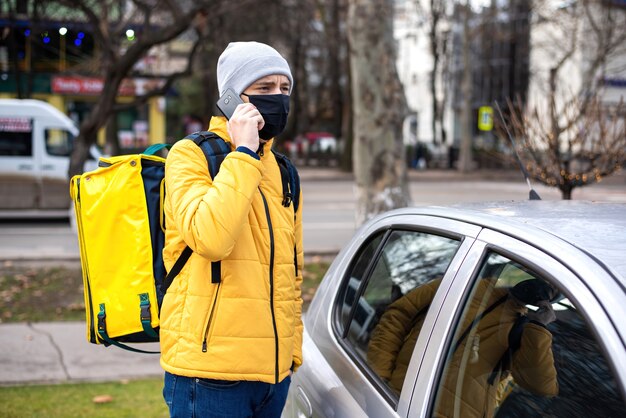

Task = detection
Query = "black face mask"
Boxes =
[243,94,290,140]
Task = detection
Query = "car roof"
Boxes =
[0,99,78,134]
[384,200,626,286]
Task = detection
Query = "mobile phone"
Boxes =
[216,88,245,120]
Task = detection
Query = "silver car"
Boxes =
[283,201,626,418]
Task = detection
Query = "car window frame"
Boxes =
[407,229,626,418]
[330,222,473,410]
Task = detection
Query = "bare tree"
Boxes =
[418,0,450,146]
[348,0,411,225]
[279,0,319,148]
[53,0,254,178]
[507,97,625,199]
[311,0,354,170]
[505,0,626,199]
[457,0,473,172]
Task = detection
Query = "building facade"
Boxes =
[0,2,175,150]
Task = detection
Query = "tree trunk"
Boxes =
[457,2,474,173]
[328,0,344,140]
[341,5,353,173]
[439,33,449,145]
[560,184,573,200]
[429,0,441,144]
[348,0,410,225]
[68,73,122,177]
[105,112,120,156]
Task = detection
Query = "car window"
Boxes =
[432,251,625,418]
[337,232,385,333]
[0,117,33,156]
[45,128,74,157]
[336,229,461,398]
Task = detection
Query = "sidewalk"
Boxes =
[0,322,162,386]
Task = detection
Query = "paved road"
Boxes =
[1,171,626,260]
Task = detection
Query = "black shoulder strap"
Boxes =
[272,149,302,279]
[487,314,530,385]
[185,131,231,178]
[161,131,230,293]
[161,246,193,295]
[272,150,301,213]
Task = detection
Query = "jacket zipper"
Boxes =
[260,188,279,383]
[202,282,222,352]
[74,179,97,343]
[294,245,298,277]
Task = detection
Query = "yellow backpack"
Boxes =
[70,132,300,353]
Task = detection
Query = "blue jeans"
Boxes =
[163,371,291,418]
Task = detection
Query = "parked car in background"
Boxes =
[289,131,340,166]
[0,99,101,218]
[283,201,626,418]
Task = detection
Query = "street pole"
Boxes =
[59,27,67,71]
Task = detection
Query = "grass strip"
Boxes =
[0,378,168,418]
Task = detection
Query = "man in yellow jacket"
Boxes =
[160,41,304,418]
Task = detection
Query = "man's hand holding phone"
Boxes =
[228,103,264,152]
[217,88,264,152]
[527,300,556,326]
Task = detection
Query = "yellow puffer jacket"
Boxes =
[159,116,304,384]
[368,279,442,391]
[368,279,558,417]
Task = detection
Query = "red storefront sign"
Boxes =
[51,76,157,97]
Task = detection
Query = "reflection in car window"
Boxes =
[433,252,625,418]
[337,230,461,397]
[45,128,74,157]
[338,233,384,333]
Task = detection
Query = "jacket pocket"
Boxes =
[196,378,241,390]
[201,282,222,352]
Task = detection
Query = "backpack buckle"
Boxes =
[140,304,152,322]
[97,304,107,332]
[282,193,293,207]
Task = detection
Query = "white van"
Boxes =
[0,99,101,217]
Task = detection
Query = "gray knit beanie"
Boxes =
[217,41,293,97]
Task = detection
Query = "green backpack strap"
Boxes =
[143,143,172,155]
[97,303,160,354]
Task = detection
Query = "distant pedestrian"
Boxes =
[160,41,304,418]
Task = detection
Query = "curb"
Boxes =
[297,167,626,185]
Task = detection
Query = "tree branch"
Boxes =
[59,0,117,63]
[112,35,203,112]
[162,0,183,20]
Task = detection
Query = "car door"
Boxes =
[286,214,482,418]
[407,228,626,417]
[0,117,39,209]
